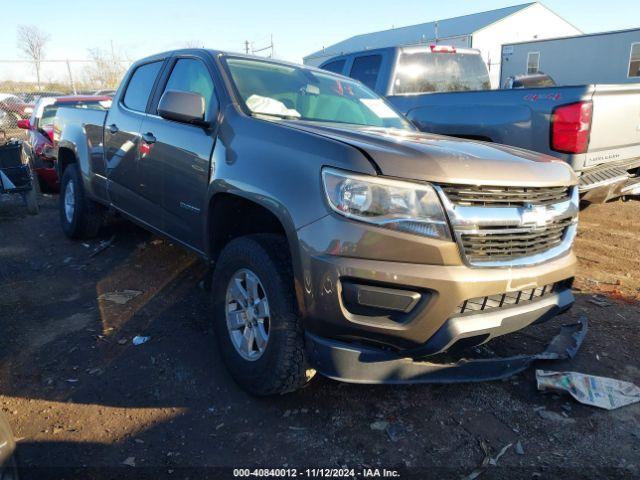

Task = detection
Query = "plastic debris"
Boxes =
[465,440,512,479]
[370,420,389,431]
[536,408,575,424]
[385,423,407,442]
[98,290,142,305]
[488,443,512,466]
[536,370,640,410]
[90,235,115,257]
[132,336,150,346]
[514,441,524,455]
[122,457,136,467]
[587,295,612,307]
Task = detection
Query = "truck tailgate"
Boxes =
[586,85,640,167]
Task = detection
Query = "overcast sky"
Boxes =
[1,0,637,82]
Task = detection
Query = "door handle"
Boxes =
[108,123,119,134]
[142,132,156,144]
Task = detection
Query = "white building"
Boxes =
[501,28,640,86]
[303,2,582,88]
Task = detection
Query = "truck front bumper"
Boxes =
[297,215,578,358]
[306,318,587,384]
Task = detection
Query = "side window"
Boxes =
[350,55,382,90]
[321,59,346,74]
[123,61,163,112]
[527,52,540,75]
[629,43,640,78]
[162,58,215,118]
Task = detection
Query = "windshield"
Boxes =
[225,57,413,130]
[392,51,491,94]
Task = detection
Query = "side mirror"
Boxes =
[16,119,31,130]
[158,90,207,126]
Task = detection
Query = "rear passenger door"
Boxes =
[139,55,218,252]
[105,59,164,227]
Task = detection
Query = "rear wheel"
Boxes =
[211,234,314,395]
[59,164,104,239]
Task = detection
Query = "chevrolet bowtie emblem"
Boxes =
[521,204,553,227]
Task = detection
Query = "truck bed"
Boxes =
[389,84,639,172]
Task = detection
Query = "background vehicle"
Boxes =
[0,94,32,129]
[318,45,640,202]
[0,133,38,214]
[17,91,65,104]
[502,72,556,89]
[93,89,116,97]
[17,95,112,192]
[54,49,578,395]
[0,412,17,480]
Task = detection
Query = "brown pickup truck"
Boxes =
[53,49,580,395]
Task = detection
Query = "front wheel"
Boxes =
[59,164,104,239]
[211,234,314,395]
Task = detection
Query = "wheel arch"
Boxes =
[206,191,306,314]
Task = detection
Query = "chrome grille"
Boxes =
[460,217,573,262]
[436,184,579,267]
[440,184,570,207]
[454,280,571,315]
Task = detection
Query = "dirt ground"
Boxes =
[0,194,639,480]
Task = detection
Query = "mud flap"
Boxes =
[306,317,588,384]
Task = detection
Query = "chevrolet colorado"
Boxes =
[54,49,579,395]
[317,45,640,203]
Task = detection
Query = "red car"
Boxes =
[18,95,111,191]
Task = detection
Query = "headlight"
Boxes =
[322,167,451,240]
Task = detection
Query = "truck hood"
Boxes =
[282,122,576,187]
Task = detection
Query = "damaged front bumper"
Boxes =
[306,317,587,384]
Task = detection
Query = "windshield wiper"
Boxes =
[250,111,300,120]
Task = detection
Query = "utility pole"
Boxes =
[65,59,76,94]
[251,35,274,58]
[245,40,250,54]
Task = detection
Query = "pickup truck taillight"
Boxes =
[551,101,592,154]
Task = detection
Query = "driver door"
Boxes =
[138,55,218,252]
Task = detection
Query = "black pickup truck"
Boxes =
[53,49,581,395]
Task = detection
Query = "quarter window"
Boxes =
[629,43,640,78]
[527,52,540,75]
[321,59,346,74]
[162,58,215,117]
[123,61,163,112]
[349,55,382,90]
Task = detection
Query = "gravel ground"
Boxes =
[0,194,639,480]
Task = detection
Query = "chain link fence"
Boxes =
[0,58,130,140]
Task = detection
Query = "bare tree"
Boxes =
[17,25,50,91]
[83,47,128,89]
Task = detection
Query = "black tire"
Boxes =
[211,234,314,395]
[59,164,104,239]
